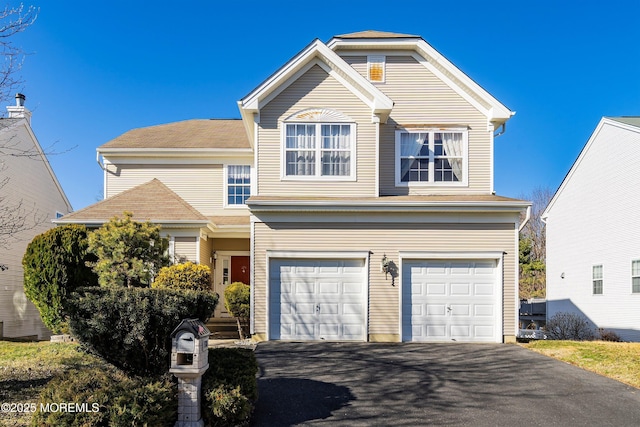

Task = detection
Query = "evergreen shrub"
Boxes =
[67,286,217,376]
[31,365,176,426]
[202,348,258,426]
[152,261,212,291]
[22,224,97,334]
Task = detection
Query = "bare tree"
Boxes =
[519,185,554,299]
[0,4,40,254]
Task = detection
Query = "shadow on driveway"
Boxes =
[251,342,640,426]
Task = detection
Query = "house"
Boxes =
[543,117,640,342]
[57,31,529,343]
[0,94,73,340]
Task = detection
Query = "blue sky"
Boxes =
[10,0,640,210]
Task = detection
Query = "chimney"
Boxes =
[6,93,32,124]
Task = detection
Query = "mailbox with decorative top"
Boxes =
[170,319,210,427]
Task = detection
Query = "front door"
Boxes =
[214,253,250,317]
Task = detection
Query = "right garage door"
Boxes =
[402,260,500,342]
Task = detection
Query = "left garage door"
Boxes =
[269,259,366,341]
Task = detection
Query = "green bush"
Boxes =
[224,282,250,339]
[152,262,212,291]
[67,286,218,376]
[31,366,176,427]
[22,224,97,334]
[205,385,252,427]
[202,348,258,426]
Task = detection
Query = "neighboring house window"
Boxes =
[227,165,251,206]
[632,260,640,293]
[284,123,354,179]
[396,130,467,185]
[368,55,385,82]
[592,264,603,295]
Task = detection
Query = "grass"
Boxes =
[522,340,640,389]
[0,341,105,427]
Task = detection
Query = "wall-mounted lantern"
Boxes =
[381,254,390,279]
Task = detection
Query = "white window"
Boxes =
[593,264,603,295]
[284,123,355,179]
[367,55,385,82]
[632,260,640,293]
[226,165,251,206]
[395,129,467,186]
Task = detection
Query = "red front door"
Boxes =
[231,256,250,285]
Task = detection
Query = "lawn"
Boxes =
[0,341,105,427]
[522,340,640,389]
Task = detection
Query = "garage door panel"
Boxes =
[270,258,366,341]
[403,259,498,342]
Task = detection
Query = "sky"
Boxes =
[8,0,640,211]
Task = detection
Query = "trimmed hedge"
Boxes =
[31,366,176,426]
[202,348,258,426]
[67,286,218,376]
[22,225,97,334]
[152,262,212,291]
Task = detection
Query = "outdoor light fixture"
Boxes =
[211,251,218,267]
[381,254,390,279]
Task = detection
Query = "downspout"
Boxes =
[96,150,105,171]
[493,123,506,138]
[518,205,531,232]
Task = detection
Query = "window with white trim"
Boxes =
[284,123,354,178]
[396,130,467,185]
[226,165,251,206]
[367,55,385,82]
[593,264,603,295]
[632,260,640,293]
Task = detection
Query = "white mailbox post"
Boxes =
[170,319,210,427]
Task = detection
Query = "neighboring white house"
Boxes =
[543,117,640,341]
[0,94,73,340]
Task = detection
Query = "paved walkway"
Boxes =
[251,342,640,426]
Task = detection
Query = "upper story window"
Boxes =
[592,264,603,295]
[632,260,640,293]
[226,165,251,206]
[367,55,385,82]
[282,108,356,180]
[395,129,468,186]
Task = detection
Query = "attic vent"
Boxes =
[367,55,385,82]
[285,108,353,122]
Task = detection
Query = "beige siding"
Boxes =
[258,64,377,197]
[0,122,72,339]
[343,55,493,196]
[106,164,223,215]
[253,219,517,341]
[173,236,199,263]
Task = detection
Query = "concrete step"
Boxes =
[206,318,240,340]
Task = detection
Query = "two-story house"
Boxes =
[58,31,529,343]
[1,94,73,339]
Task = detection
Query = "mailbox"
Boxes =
[170,318,210,375]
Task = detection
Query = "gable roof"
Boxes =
[335,30,420,39]
[327,32,514,125]
[543,117,640,219]
[99,119,250,151]
[238,38,394,143]
[608,116,640,128]
[55,179,208,225]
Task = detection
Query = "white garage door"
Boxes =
[269,258,366,341]
[402,260,500,342]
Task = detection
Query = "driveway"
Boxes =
[251,342,640,426]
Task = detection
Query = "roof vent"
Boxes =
[15,93,25,106]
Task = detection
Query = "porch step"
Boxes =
[206,318,240,340]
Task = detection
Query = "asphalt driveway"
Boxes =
[251,342,640,426]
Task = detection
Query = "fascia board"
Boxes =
[248,200,530,213]
[239,39,392,117]
[414,40,513,121]
[329,38,512,121]
[54,219,210,227]
[98,148,253,157]
[543,117,624,219]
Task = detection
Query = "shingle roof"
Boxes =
[57,179,208,223]
[99,119,250,150]
[608,116,640,128]
[334,30,420,39]
[209,216,250,227]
